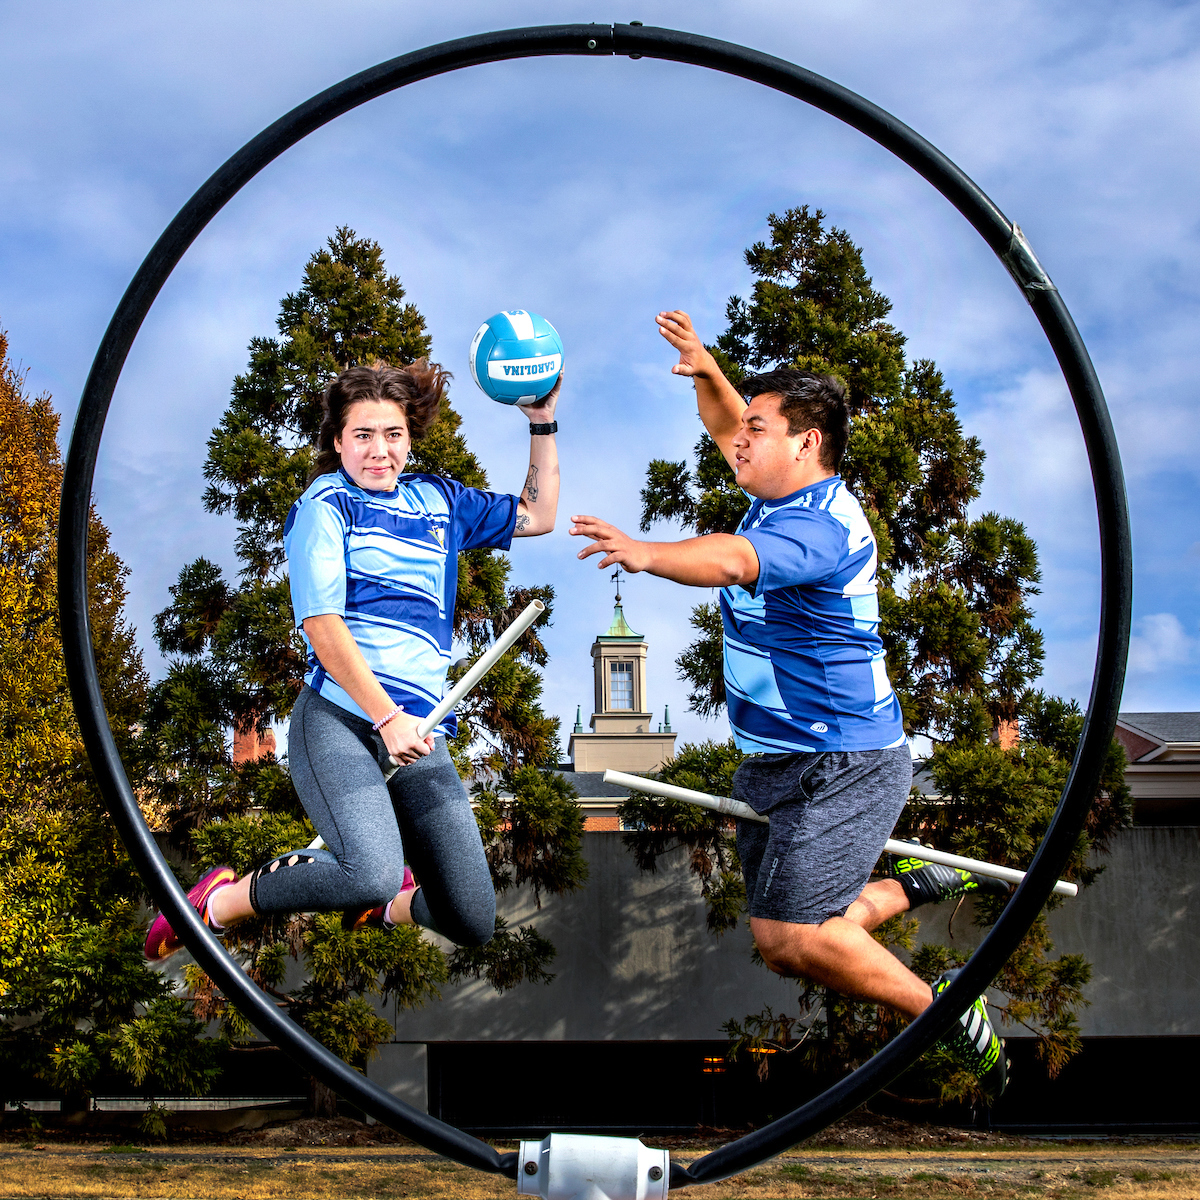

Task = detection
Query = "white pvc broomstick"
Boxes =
[602,767,1078,898]
[307,599,544,851]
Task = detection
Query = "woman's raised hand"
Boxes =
[382,712,435,766]
[516,370,563,422]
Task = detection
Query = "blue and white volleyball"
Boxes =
[469,310,564,405]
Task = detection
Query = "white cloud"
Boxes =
[968,368,1092,503]
[1127,612,1200,676]
[4,0,1200,733]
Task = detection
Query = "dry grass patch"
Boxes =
[0,1150,507,1200]
[0,1143,1198,1200]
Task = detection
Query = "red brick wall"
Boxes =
[232,725,277,764]
[583,816,619,832]
[1114,726,1158,763]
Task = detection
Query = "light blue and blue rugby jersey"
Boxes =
[284,468,518,736]
[721,475,907,755]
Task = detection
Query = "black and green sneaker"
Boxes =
[892,842,1009,910]
[932,969,1008,1098]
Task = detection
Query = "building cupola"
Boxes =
[567,569,677,773]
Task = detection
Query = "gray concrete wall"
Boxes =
[385,832,796,1043]
[894,828,1200,1038]
[368,832,798,1111]
[366,826,1200,1104]
[1042,826,1200,1037]
[148,818,1196,1113]
[377,826,1200,1043]
[367,1043,427,1115]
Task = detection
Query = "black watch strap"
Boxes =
[529,421,558,436]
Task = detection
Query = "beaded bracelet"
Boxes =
[372,704,405,731]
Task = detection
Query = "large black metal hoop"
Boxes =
[58,23,1132,1188]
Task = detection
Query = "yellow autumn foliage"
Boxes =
[0,324,149,996]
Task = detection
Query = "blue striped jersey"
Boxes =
[284,469,518,735]
[721,475,907,754]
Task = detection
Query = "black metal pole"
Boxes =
[58,25,616,1180]
[57,22,1131,1186]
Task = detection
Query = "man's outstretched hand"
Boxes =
[571,514,760,588]
[570,515,653,572]
[657,310,718,379]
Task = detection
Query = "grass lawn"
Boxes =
[1,1140,1198,1200]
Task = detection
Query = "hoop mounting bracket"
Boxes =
[518,1134,669,1200]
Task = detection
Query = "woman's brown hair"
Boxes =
[309,359,449,483]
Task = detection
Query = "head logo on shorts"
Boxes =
[810,722,829,733]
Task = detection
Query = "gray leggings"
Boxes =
[251,686,495,947]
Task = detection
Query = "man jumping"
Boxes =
[570,310,1008,1097]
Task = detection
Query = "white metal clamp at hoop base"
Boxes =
[518,1134,669,1200]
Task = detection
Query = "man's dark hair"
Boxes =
[741,369,850,471]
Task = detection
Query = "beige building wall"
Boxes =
[569,732,678,773]
[591,640,649,716]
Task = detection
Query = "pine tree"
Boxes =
[625,208,1130,1101]
[147,231,586,1114]
[0,328,220,1118]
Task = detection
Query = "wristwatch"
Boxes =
[529,421,558,436]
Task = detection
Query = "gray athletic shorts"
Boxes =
[734,745,912,926]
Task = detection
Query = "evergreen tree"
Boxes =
[146,231,585,1114]
[624,208,1130,1101]
[0,328,220,1118]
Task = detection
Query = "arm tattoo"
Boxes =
[515,513,531,532]
[524,465,539,503]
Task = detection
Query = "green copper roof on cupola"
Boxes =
[603,604,642,638]
[599,567,643,640]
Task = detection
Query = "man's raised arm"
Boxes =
[656,310,746,473]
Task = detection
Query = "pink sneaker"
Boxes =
[144,865,237,961]
[341,865,415,932]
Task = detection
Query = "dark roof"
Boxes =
[1118,712,1200,744]
[554,767,630,799]
[560,765,940,801]
[562,764,941,799]
[911,761,938,796]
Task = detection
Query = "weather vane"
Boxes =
[610,566,623,605]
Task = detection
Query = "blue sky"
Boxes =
[3,1,1199,751]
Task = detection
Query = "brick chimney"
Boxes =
[232,724,277,764]
[994,719,1019,751]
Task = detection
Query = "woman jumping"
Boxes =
[145,359,561,959]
